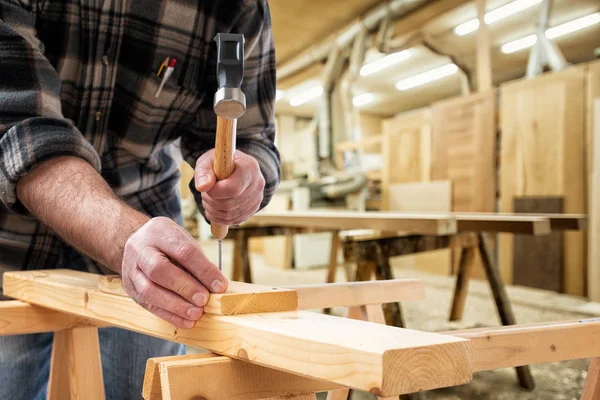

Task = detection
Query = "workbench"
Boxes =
[237,211,587,391]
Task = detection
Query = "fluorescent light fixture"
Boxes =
[501,34,537,53]
[289,85,323,107]
[546,12,600,39]
[454,0,542,36]
[353,93,375,107]
[360,50,411,77]
[275,89,284,101]
[395,64,459,91]
[501,12,600,53]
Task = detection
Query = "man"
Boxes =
[0,1,279,399]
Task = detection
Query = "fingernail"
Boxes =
[183,319,195,328]
[211,279,226,293]
[195,175,208,188]
[192,293,208,306]
[187,307,202,320]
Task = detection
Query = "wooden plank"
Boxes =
[455,214,551,234]
[590,99,600,301]
[387,181,452,212]
[250,211,457,235]
[475,0,492,92]
[513,197,564,292]
[581,358,600,400]
[143,354,208,400]
[288,279,426,310]
[48,327,105,400]
[448,319,600,372]
[157,354,341,400]
[500,66,587,294]
[3,270,474,397]
[98,275,299,315]
[0,300,107,335]
[100,276,426,310]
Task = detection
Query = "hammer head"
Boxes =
[213,33,247,120]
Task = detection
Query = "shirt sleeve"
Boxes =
[180,0,280,220]
[0,1,101,215]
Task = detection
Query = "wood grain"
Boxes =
[211,116,237,241]
[143,354,210,400]
[250,211,457,235]
[157,354,340,400]
[581,358,600,400]
[590,99,600,301]
[98,275,299,315]
[448,319,600,372]
[499,66,586,294]
[513,197,564,292]
[47,327,105,400]
[0,300,106,335]
[3,270,474,396]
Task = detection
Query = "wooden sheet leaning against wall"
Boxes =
[499,65,586,296]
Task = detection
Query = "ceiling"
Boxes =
[270,0,600,118]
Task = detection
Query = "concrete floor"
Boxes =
[200,241,600,400]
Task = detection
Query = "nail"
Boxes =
[183,319,195,328]
[192,292,208,306]
[211,279,226,293]
[187,307,202,319]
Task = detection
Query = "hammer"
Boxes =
[211,33,246,271]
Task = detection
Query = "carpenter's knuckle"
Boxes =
[176,243,196,263]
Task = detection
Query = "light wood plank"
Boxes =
[98,275,299,315]
[387,181,452,213]
[157,354,340,400]
[100,276,426,310]
[47,327,105,400]
[3,270,474,397]
[250,211,456,235]
[448,319,600,372]
[143,354,210,400]
[590,99,600,301]
[0,300,107,335]
[581,358,600,400]
[289,280,426,310]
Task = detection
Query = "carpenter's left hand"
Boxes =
[194,149,265,226]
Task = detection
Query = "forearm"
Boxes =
[16,156,149,273]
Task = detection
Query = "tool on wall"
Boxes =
[211,33,247,271]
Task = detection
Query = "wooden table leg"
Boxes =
[47,327,105,400]
[449,245,476,321]
[478,232,535,391]
[581,358,600,400]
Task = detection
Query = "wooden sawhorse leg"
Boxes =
[48,327,105,400]
[449,233,535,390]
[326,231,341,284]
[581,358,600,400]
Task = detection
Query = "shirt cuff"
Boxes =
[0,116,102,216]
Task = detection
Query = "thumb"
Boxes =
[194,150,217,192]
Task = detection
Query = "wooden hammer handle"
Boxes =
[211,116,237,240]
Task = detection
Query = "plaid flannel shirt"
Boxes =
[0,0,279,277]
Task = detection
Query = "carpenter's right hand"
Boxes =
[121,217,228,328]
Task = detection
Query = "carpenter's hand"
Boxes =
[194,149,265,226]
[121,217,228,328]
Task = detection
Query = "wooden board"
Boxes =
[3,270,474,396]
[513,197,564,292]
[381,108,433,209]
[249,211,457,235]
[100,275,426,311]
[581,358,600,400]
[590,99,600,301]
[499,66,587,295]
[157,354,341,400]
[0,300,107,335]
[431,91,496,214]
[98,274,298,315]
